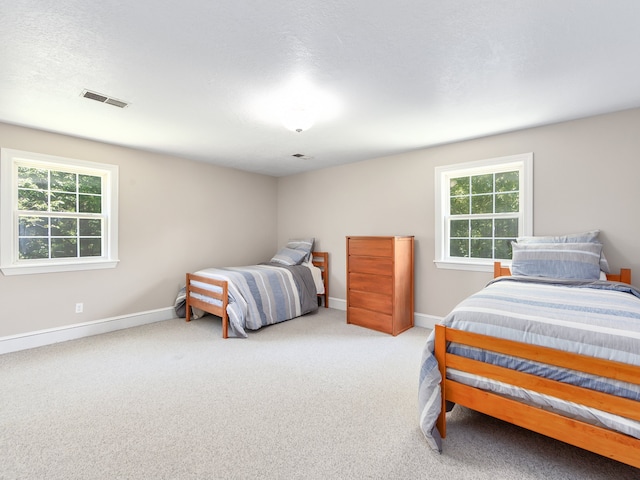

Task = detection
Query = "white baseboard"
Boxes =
[1,300,442,355]
[329,297,441,330]
[328,296,346,311]
[0,307,176,355]
[414,312,441,330]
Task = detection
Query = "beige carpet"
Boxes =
[1,308,638,480]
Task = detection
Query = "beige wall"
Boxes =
[0,123,278,337]
[3,107,640,338]
[278,108,640,318]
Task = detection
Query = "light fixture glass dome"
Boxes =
[281,106,315,133]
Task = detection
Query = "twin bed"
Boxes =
[419,231,640,469]
[184,239,328,338]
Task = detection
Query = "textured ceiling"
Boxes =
[1,1,640,177]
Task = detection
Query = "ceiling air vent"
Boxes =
[292,153,314,160]
[81,89,129,108]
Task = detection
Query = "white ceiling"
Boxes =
[2,1,640,177]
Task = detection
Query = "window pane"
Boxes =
[472,174,493,194]
[496,192,519,213]
[18,167,48,190]
[50,192,77,212]
[51,238,77,258]
[79,194,101,213]
[470,239,493,258]
[495,171,518,192]
[19,238,48,259]
[471,194,492,214]
[19,216,48,236]
[470,219,492,237]
[80,238,102,257]
[450,239,468,257]
[51,171,76,192]
[495,218,518,237]
[18,189,48,211]
[50,217,77,236]
[495,239,514,260]
[450,196,469,215]
[450,219,469,237]
[79,174,101,194]
[80,219,102,236]
[450,176,469,196]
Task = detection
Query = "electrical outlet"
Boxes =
[75,303,83,313]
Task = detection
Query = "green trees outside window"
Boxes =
[449,170,519,260]
[17,166,103,260]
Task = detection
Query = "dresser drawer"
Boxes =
[348,255,393,275]
[348,306,392,334]
[348,290,392,315]
[349,272,393,295]
[348,237,393,257]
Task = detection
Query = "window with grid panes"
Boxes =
[434,153,532,272]
[1,149,119,275]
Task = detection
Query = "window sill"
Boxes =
[1,259,119,276]
[434,260,506,273]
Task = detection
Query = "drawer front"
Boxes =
[348,256,393,275]
[348,237,393,257]
[348,290,392,315]
[348,306,392,334]
[349,272,392,295]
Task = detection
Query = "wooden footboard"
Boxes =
[434,324,640,468]
[185,273,229,338]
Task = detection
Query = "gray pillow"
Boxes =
[516,230,610,273]
[285,238,314,262]
[271,247,307,266]
[511,242,603,280]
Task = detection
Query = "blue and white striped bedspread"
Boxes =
[418,276,640,452]
[192,263,318,338]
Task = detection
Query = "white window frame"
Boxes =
[0,148,119,275]
[434,153,533,272]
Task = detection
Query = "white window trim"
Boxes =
[434,152,533,272]
[0,148,119,275]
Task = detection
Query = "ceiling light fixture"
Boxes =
[252,76,341,133]
[281,105,315,133]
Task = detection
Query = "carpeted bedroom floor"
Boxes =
[1,308,638,480]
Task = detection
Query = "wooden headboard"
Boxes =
[494,261,632,285]
[312,251,329,308]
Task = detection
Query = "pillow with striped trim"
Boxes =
[270,247,308,266]
[511,242,603,280]
[516,230,610,273]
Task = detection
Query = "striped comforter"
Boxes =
[192,263,318,338]
[418,276,640,452]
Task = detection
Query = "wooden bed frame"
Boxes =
[185,251,329,339]
[435,262,640,468]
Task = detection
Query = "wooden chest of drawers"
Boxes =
[346,236,414,335]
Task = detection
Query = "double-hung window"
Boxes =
[434,153,533,271]
[1,149,119,275]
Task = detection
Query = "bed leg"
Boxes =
[185,274,191,322]
[222,314,228,339]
